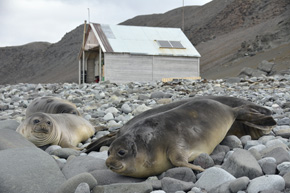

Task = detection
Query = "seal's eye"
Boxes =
[72,112,77,115]
[47,121,51,125]
[117,150,126,157]
[108,151,110,156]
[33,119,40,124]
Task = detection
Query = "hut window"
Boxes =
[156,40,185,49]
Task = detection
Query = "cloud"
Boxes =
[0,0,212,47]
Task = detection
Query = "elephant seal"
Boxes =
[86,96,273,152]
[89,99,276,178]
[26,96,81,117]
[17,112,95,149]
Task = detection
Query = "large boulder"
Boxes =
[0,129,36,150]
[222,149,263,179]
[0,147,66,193]
[258,60,275,73]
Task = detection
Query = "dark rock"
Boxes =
[161,177,194,193]
[229,176,250,193]
[220,135,242,150]
[150,91,165,99]
[258,157,277,175]
[56,173,97,193]
[193,153,215,169]
[90,169,144,185]
[283,172,290,188]
[239,67,255,77]
[282,102,290,109]
[252,69,268,77]
[225,77,241,84]
[222,149,263,179]
[0,129,36,150]
[262,147,290,164]
[0,147,66,193]
[211,144,230,155]
[92,182,152,193]
[210,151,226,165]
[159,167,196,182]
[62,156,107,179]
[258,60,275,73]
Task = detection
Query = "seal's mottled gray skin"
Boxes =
[26,96,81,117]
[103,99,275,178]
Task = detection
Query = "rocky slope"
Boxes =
[0,0,289,84]
[0,25,83,84]
[122,0,290,79]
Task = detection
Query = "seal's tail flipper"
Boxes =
[85,132,117,153]
[234,106,276,138]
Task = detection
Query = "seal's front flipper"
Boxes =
[85,132,118,153]
[168,150,205,172]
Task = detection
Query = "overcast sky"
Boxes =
[0,0,212,47]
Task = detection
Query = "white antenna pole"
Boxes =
[182,0,184,31]
[87,8,90,23]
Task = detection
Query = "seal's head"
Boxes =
[106,135,140,177]
[17,113,60,147]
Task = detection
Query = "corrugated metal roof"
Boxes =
[90,23,200,57]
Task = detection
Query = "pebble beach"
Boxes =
[0,74,290,193]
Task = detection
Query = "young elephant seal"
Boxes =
[104,99,276,178]
[17,112,95,149]
[26,96,81,117]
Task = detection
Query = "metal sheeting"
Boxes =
[94,23,200,57]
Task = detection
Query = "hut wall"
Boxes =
[104,53,199,83]
[152,56,199,81]
[104,53,153,83]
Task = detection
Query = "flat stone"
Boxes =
[246,175,285,193]
[0,147,66,193]
[222,149,263,179]
[195,167,235,191]
[92,182,152,193]
[90,169,144,185]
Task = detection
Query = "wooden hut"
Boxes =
[78,23,201,83]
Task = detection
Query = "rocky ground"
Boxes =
[0,74,290,193]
